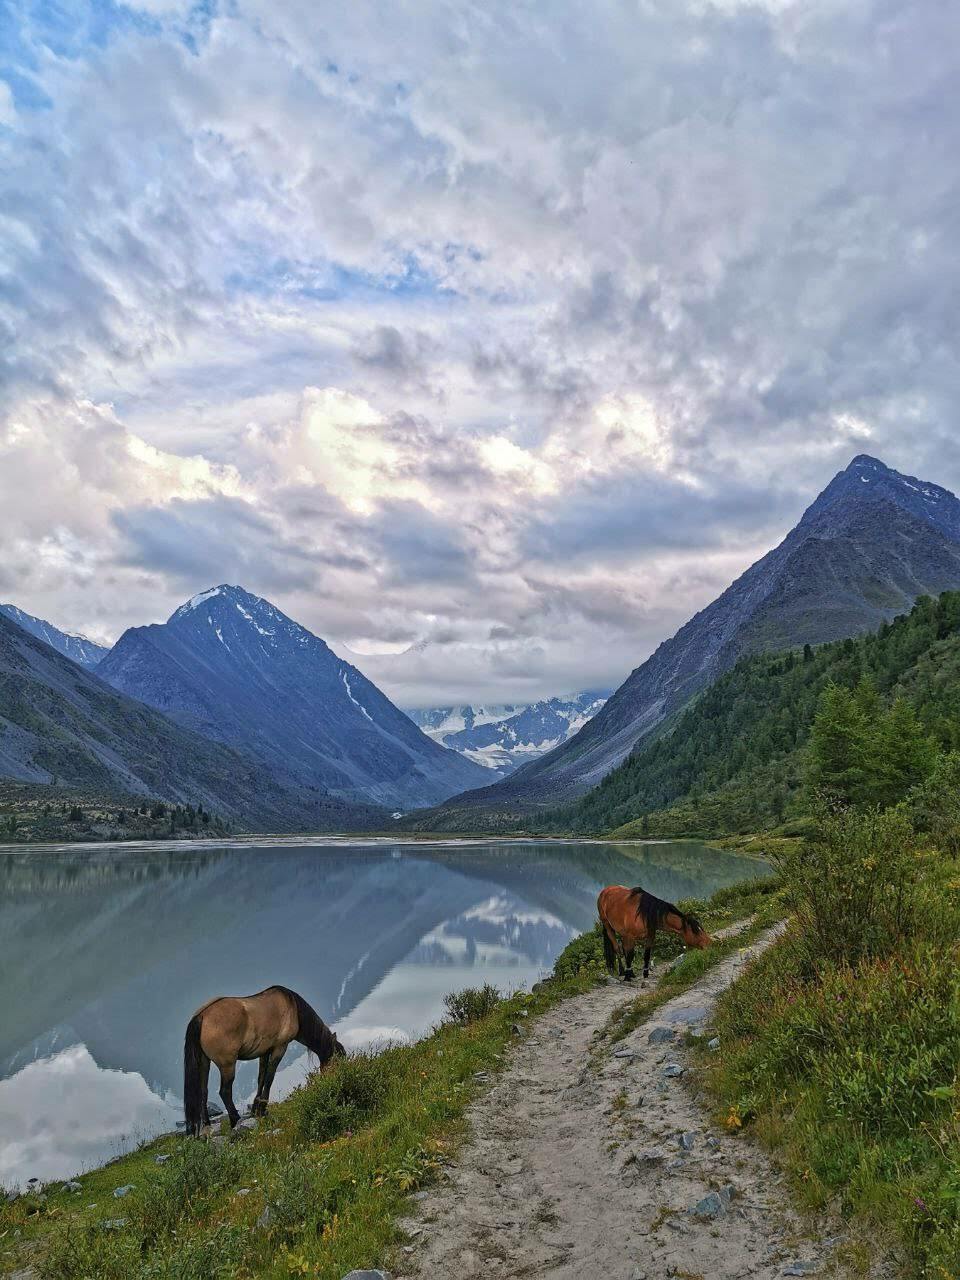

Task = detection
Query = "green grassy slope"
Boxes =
[552,591,960,837]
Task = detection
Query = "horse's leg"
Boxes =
[642,946,652,979]
[200,1055,211,1127]
[218,1059,240,1128]
[623,943,636,981]
[253,1055,269,1116]
[257,1045,287,1114]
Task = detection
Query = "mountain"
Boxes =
[408,692,608,776]
[563,590,960,837]
[418,455,960,825]
[0,604,108,668]
[95,585,490,810]
[0,610,370,830]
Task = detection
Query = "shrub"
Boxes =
[442,984,502,1026]
[551,925,605,980]
[295,1051,391,1142]
[910,750,960,855]
[772,805,925,969]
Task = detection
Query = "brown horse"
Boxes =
[597,885,711,981]
[183,985,344,1135]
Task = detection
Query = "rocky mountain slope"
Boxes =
[420,455,960,823]
[96,585,489,810]
[0,603,108,668]
[407,692,608,776]
[0,610,373,830]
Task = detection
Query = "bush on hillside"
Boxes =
[771,804,926,969]
[910,750,960,855]
[442,984,502,1026]
[551,924,606,980]
[294,1050,391,1142]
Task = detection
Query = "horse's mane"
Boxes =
[269,986,336,1061]
[629,887,703,937]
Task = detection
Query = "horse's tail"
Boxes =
[183,1014,206,1137]
[601,924,618,975]
[597,893,618,975]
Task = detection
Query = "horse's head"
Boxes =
[679,913,711,949]
[332,1034,347,1058]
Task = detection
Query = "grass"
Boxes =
[703,836,960,1278]
[0,958,604,1279]
[0,872,778,1280]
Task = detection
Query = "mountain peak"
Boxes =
[845,453,890,473]
[430,455,960,821]
[170,584,258,621]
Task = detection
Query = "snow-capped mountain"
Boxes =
[407,693,608,776]
[0,604,108,668]
[95,585,490,811]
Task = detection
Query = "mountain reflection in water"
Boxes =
[0,838,768,1183]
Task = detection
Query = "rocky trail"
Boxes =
[398,923,883,1280]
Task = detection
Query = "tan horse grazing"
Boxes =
[597,885,711,981]
[183,985,344,1135]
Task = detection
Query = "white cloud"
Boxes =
[2,0,960,699]
[0,81,16,128]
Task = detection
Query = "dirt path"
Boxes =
[400,925,864,1280]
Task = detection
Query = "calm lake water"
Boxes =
[0,837,768,1185]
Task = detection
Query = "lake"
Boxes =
[0,837,768,1185]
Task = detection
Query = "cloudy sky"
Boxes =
[2,0,960,707]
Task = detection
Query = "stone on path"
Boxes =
[689,1191,727,1218]
[663,1005,710,1025]
[783,1264,818,1276]
[662,1063,684,1078]
[341,1272,392,1279]
[648,1026,675,1044]
[707,1036,720,1051]
[112,1184,135,1198]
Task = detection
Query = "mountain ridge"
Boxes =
[414,454,960,826]
[0,604,109,669]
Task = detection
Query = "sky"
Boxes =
[3,0,960,708]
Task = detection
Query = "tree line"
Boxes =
[546,591,960,837]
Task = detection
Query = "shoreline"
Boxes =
[0,831,756,854]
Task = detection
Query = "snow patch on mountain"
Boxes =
[408,692,608,776]
[341,671,374,722]
[175,586,224,616]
